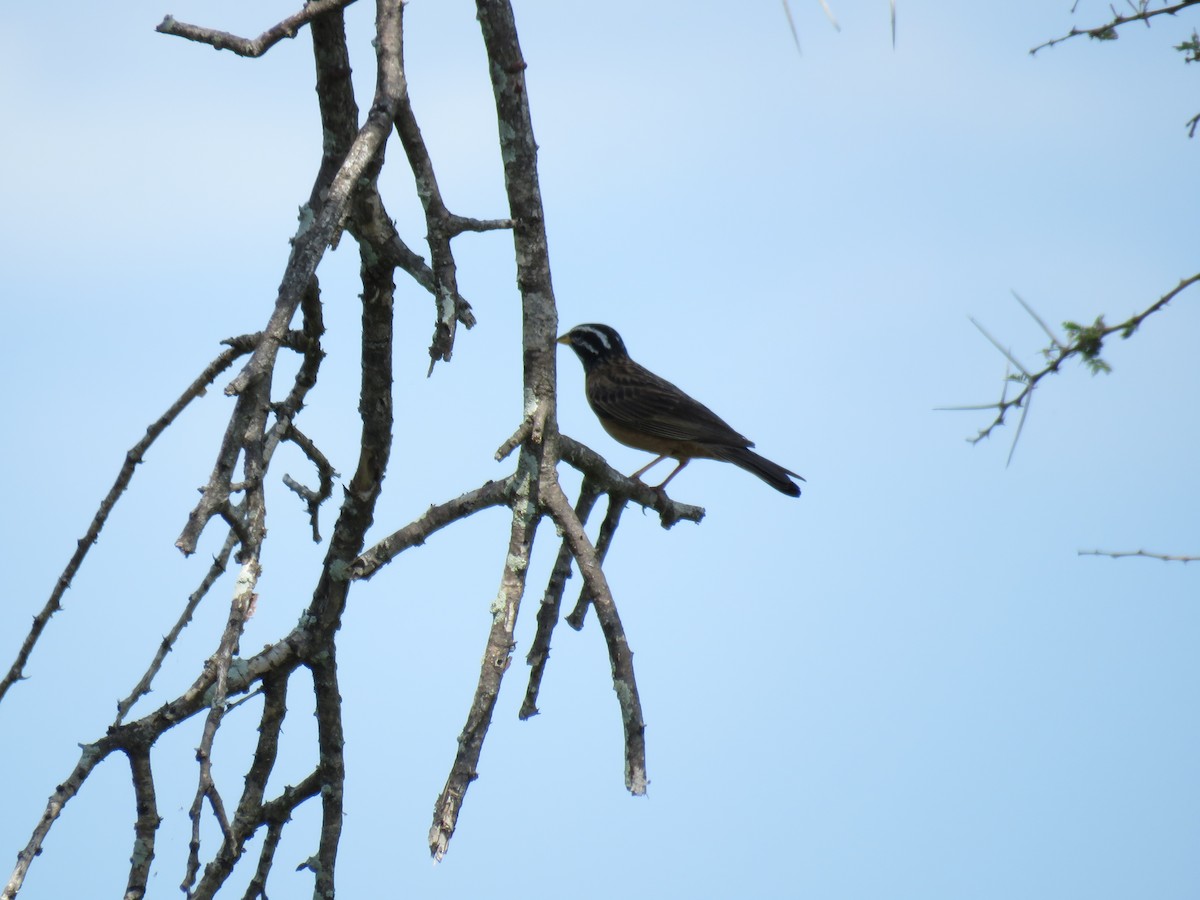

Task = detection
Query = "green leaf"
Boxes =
[1176,30,1200,64]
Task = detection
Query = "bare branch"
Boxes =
[495,420,532,462]
[558,434,705,529]
[426,0,571,861]
[279,424,339,543]
[219,52,403,403]
[156,0,358,58]
[189,671,290,899]
[183,559,261,895]
[125,746,160,900]
[175,0,410,563]
[349,478,513,580]
[475,0,560,435]
[521,478,602,720]
[565,492,628,630]
[447,214,516,235]
[4,618,309,899]
[0,345,246,704]
[241,773,322,900]
[429,466,541,863]
[2,743,109,899]
[1079,548,1199,562]
[116,529,240,724]
[391,90,484,371]
[309,651,345,898]
[540,481,647,796]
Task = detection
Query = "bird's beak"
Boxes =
[556,333,572,345]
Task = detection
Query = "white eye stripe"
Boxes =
[577,326,611,351]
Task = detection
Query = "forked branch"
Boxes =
[157,0,359,58]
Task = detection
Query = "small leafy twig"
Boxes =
[1031,1,1200,134]
[1177,27,1200,61]
[941,273,1200,461]
[1031,0,1200,55]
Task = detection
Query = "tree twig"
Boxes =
[0,345,247,705]
[520,478,601,719]
[1079,548,1199,562]
[941,273,1200,459]
[429,461,541,863]
[156,0,359,58]
[349,478,513,580]
[182,559,261,896]
[540,481,647,796]
[115,529,240,724]
[1030,0,1200,54]
[558,434,705,529]
[125,745,160,900]
[280,423,339,543]
[565,491,628,629]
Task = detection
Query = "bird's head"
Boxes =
[556,323,628,372]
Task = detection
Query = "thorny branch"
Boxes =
[1079,548,1200,562]
[1031,0,1200,54]
[4,0,718,893]
[941,274,1200,463]
[0,343,247,704]
[1031,0,1200,135]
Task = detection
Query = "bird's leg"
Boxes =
[652,458,689,491]
[629,454,669,482]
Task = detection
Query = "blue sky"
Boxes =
[2,1,1198,898]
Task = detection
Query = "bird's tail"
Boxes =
[714,446,804,497]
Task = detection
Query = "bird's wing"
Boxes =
[586,360,753,447]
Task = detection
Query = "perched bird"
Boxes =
[557,323,803,496]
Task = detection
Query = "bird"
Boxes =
[556,323,803,496]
